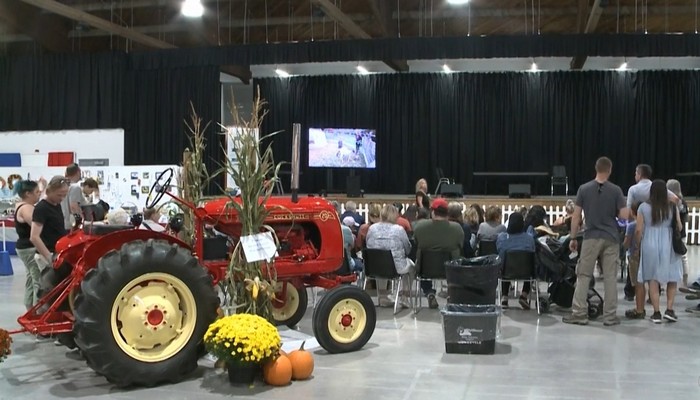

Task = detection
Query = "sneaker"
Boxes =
[437,289,448,299]
[427,293,439,309]
[685,304,700,313]
[603,318,621,326]
[663,309,678,322]
[679,286,699,294]
[500,296,509,309]
[518,295,531,310]
[650,311,663,324]
[562,315,589,325]
[625,309,646,319]
[691,282,700,291]
[685,293,700,300]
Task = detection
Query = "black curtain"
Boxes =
[0,53,125,130]
[123,65,221,184]
[0,53,221,191]
[257,71,700,195]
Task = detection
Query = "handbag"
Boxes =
[671,205,687,256]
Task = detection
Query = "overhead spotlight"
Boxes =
[356,65,369,75]
[530,62,538,72]
[447,0,470,4]
[618,61,628,71]
[275,68,290,78]
[181,0,204,18]
[442,64,452,73]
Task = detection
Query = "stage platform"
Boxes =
[323,194,700,208]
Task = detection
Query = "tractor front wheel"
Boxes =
[312,285,376,354]
[272,281,308,328]
[73,239,218,387]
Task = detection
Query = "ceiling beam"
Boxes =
[571,0,607,69]
[20,0,175,49]
[313,0,407,72]
[312,0,371,39]
[0,0,70,52]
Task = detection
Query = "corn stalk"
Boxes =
[179,103,211,246]
[221,88,284,322]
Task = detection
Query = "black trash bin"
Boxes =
[441,304,499,354]
[445,255,500,305]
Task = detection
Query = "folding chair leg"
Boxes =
[534,280,541,315]
[393,278,402,315]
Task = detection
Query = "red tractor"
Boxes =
[11,168,376,387]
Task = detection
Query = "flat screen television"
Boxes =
[308,128,376,169]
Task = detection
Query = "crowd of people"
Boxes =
[10,164,164,312]
[335,158,696,323]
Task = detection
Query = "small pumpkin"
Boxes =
[263,354,292,386]
[288,341,314,380]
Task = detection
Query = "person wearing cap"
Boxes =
[412,197,464,309]
[342,215,360,235]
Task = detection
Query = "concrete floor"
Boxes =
[2,249,700,400]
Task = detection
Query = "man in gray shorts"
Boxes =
[563,157,629,326]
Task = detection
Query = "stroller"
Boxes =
[535,236,605,318]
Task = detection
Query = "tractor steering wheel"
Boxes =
[145,168,174,209]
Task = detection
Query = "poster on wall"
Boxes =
[226,126,259,192]
[0,165,180,215]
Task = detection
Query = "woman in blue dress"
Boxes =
[636,180,683,323]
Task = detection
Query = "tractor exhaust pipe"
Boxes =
[291,123,301,203]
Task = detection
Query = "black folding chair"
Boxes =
[498,250,541,314]
[413,250,451,313]
[363,248,404,315]
[551,165,568,196]
[479,240,498,256]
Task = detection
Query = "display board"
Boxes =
[0,165,179,213]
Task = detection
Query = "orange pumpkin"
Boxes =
[288,341,314,380]
[263,354,292,386]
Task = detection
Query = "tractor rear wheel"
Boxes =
[272,281,308,328]
[73,239,218,387]
[312,285,376,353]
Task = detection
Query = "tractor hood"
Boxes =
[201,196,338,222]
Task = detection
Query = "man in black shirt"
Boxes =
[31,176,69,267]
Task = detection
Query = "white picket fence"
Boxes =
[340,201,700,245]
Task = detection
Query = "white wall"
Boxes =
[0,129,124,167]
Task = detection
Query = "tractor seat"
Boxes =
[83,224,134,236]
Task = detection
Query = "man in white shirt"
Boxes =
[627,164,677,208]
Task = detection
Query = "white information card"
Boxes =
[240,232,278,262]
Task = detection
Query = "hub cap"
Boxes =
[110,272,196,363]
[327,298,367,344]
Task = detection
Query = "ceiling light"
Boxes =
[447,0,470,4]
[529,62,538,72]
[181,0,204,18]
[275,68,290,78]
[356,65,369,75]
[442,64,452,73]
[618,61,628,71]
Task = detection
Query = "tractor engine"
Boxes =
[274,224,319,262]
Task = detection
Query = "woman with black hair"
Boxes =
[636,179,683,323]
[13,180,43,310]
[496,212,536,309]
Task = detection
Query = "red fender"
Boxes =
[76,229,192,275]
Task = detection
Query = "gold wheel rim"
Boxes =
[327,298,367,344]
[110,272,197,363]
[272,282,300,323]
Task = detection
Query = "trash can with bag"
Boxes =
[445,255,500,305]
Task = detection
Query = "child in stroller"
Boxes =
[535,235,605,318]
